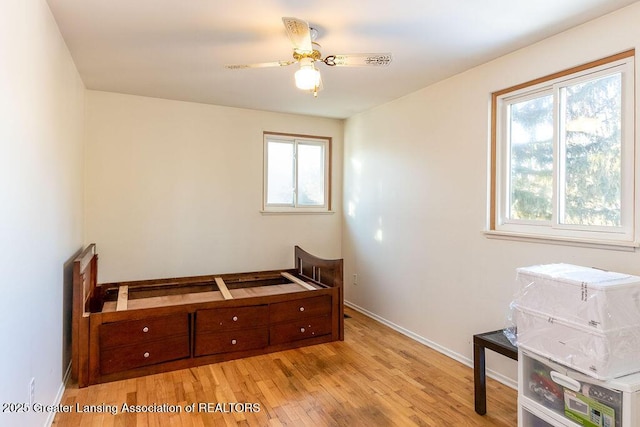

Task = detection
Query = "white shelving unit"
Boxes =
[518,349,640,427]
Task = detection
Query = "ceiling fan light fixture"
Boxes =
[226,17,392,97]
[295,58,320,91]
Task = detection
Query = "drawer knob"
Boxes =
[300,327,306,333]
[299,307,305,312]
[232,316,238,321]
[142,326,149,333]
[231,339,237,345]
[143,352,150,358]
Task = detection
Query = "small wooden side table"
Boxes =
[473,329,518,415]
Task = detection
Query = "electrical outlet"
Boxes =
[29,378,35,405]
[352,274,358,285]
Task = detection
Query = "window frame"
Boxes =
[262,132,332,213]
[489,50,637,249]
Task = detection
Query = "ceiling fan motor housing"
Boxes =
[293,49,322,62]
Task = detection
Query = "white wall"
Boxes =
[3,5,636,426]
[343,2,640,385]
[0,1,85,426]
[85,91,343,283]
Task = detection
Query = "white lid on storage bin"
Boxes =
[514,263,640,332]
[517,263,637,288]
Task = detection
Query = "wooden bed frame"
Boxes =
[71,244,343,387]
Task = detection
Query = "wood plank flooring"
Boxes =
[53,308,517,426]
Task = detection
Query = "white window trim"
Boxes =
[488,51,637,249]
[262,132,332,214]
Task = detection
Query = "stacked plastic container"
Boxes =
[512,263,640,380]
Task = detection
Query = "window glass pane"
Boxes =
[561,73,621,227]
[266,141,294,205]
[508,94,554,221]
[297,143,325,206]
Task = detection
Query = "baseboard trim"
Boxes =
[344,300,517,390]
[45,362,71,427]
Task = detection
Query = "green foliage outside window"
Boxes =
[508,73,622,227]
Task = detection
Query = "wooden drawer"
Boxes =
[269,295,332,323]
[270,315,332,345]
[100,313,188,348]
[195,328,268,356]
[196,305,268,333]
[100,335,189,375]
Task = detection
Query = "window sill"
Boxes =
[260,210,335,215]
[484,230,639,252]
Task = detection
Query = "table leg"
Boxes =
[474,341,486,415]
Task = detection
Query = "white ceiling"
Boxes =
[46,0,638,119]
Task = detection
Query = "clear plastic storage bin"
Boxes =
[514,264,640,332]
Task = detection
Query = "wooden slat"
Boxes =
[115,285,128,311]
[215,277,233,300]
[82,276,90,306]
[230,283,303,299]
[281,272,317,291]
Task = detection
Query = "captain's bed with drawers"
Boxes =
[71,244,344,387]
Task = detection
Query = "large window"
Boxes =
[263,132,331,212]
[489,51,636,247]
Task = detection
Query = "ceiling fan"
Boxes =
[225,17,392,97]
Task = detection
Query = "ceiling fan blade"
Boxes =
[225,60,296,70]
[324,53,392,67]
[282,17,313,54]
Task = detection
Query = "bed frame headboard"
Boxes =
[71,244,98,387]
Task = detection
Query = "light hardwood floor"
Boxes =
[53,308,517,426]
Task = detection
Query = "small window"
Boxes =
[489,51,636,247]
[263,132,331,213]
